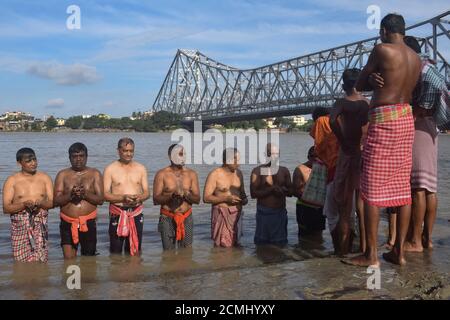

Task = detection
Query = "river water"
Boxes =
[0,132,449,299]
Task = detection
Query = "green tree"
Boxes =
[45,116,57,130]
[66,116,83,129]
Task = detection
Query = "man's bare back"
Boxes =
[331,97,369,151]
[251,165,292,209]
[54,167,103,218]
[357,43,421,106]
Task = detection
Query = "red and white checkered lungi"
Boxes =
[360,104,415,207]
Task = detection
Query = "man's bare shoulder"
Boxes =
[251,165,263,175]
[208,167,222,177]
[56,168,72,177]
[104,160,119,171]
[4,173,19,185]
[87,167,102,176]
[279,166,291,175]
[155,166,170,177]
[185,167,198,177]
[132,161,148,173]
[374,43,394,54]
[35,171,52,181]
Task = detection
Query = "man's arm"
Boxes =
[250,168,274,199]
[184,171,201,204]
[355,45,380,92]
[39,174,54,210]
[238,170,248,206]
[153,170,172,205]
[83,170,104,206]
[329,101,346,146]
[203,170,223,204]
[283,168,293,197]
[136,166,151,204]
[291,167,304,199]
[53,171,72,207]
[2,177,26,214]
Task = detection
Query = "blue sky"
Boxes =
[0,0,448,118]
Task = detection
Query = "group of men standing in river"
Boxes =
[2,13,446,268]
[3,138,294,261]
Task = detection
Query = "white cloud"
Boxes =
[27,62,101,86]
[45,98,65,109]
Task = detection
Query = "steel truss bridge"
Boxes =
[152,11,450,125]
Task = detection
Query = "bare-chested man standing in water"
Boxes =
[153,144,200,250]
[204,148,248,247]
[104,138,150,256]
[251,143,292,247]
[54,143,104,259]
[3,148,53,262]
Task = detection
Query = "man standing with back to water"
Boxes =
[153,144,200,250]
[204,148,248,247]
[369,36,444,252]
[2,148,53,262]
[345,13,421,267]
[330,68,369,255]
[103,138,150,256]
[251,143,292,247]
[54,143,104,259]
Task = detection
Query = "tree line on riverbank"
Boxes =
[40,112,314,132]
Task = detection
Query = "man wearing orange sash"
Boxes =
[153,144,200,250]
[104,138,150,256]
[54,143,104,259]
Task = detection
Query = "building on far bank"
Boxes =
[265,118,277,129]
[0,111,36,131]
[289,115,307,126]
[98,113,111,120]
[56,118,66,127]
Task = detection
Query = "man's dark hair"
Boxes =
[342,68,361,93]
[381,13,405,35]
[404,36,421,54]
[118,137,135,149]
[69,142,88,156]
[312,107,330,121]
[168,143,182,156]
[16,148,36,162]
[223,148,238,164]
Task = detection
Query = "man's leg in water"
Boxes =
[404,189,426,252]
[423,192,437,249]
[344,203,380,267]
[62,245,77,259]
[383,204,411,265]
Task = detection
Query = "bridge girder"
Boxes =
[153,11,450,124]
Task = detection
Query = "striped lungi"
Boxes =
[360,104,415,207]
[411,116,438,193]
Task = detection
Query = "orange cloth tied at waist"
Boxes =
[60,210,97,245]
[160,207,192,241]
[109,204,143,256]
